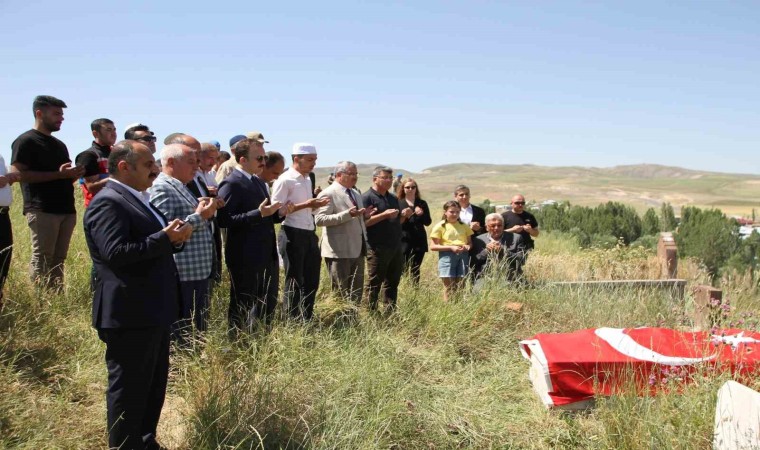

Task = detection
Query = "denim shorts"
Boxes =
[438,251,469,278]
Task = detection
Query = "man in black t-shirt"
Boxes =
[10,95,85,290]
[362,166,411,312]
[75,118,116,207]
[502,194,539,251]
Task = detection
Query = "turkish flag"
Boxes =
[519,327,760,408]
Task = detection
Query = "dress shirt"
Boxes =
[235,166,254,179]
[202,170,218,188]
[271,166,315,231]
[459,204,474,225]
[0,156,12,207]
[108,178,165,226]
[346,188,358,207]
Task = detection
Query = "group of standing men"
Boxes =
[5,95,540,449]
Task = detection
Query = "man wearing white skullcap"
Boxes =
[271,143,329,320]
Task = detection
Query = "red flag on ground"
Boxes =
[519,327,760,409]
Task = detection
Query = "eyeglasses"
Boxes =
[513,201,525,205]
[404,185,417,190]
[136,136,157,143]
[254,155,268,162]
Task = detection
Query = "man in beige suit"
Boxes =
[315,161,375,302]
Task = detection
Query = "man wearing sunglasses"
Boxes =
[217,139,282,331]
[502,194,539,252]
[124,123,158,154]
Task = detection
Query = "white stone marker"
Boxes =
[714,380,760,449]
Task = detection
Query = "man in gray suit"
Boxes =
[315,161,375,302]
[473,213,527,284]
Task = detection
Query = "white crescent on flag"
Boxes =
[594,327,717,366]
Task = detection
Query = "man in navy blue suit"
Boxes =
[217,138,282,331]
[84,140,192,450]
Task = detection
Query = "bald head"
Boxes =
[511,194,526,213]
[166,134,201,152]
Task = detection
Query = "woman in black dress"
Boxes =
[396,178,432,284]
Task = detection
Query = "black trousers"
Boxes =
[227,260,279,330]
[366,245,404,310]
[0,210,12,297]
[98,326,170,450]
[402,248,426,285]
[211,223,223,282]
[279,226,321,320]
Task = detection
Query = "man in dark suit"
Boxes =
[217,138,282,331]
[454,184,486,279]
[186,142,223,283]
[84,140,191,449]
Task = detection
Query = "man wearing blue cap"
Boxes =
[214,134,247,184]
[392,172,403,193]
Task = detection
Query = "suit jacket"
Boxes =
[470,204,487,236]
[216,169,277,269]
[149,173,214,281]
[185,172,209,198]
[314,182,367,259]
[84,182,181,329]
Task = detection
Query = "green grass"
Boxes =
[1,185,760,449]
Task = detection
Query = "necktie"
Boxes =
[252,176,270,200]
[346,188,357,207]
[196,175,209,197]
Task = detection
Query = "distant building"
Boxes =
[739,225,759,240]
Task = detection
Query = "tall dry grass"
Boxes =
[1,187,759,449]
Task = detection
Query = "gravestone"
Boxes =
[692,285,722,330]
[657,232,678,278]
[714,380,760,450]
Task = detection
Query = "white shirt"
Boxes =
[235,166,254,179]
[459,204,474,225]
[0,156,12,207]
[109,178,166,226]
[271,167,314,230]
[203,170,217,188]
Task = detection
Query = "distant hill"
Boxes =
[312,163,759,216]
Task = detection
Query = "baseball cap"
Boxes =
[245,131,269,143]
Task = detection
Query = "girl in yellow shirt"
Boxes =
[429,201,474,301]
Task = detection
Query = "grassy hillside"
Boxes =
[313,163,760,216]
[2,185,760,448]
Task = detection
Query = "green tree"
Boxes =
[642,208,660,235]
[479,199,495,214]
[660,203,677,232]
[675,206,741,277]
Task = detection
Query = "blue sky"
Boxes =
[1,1,758,174]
